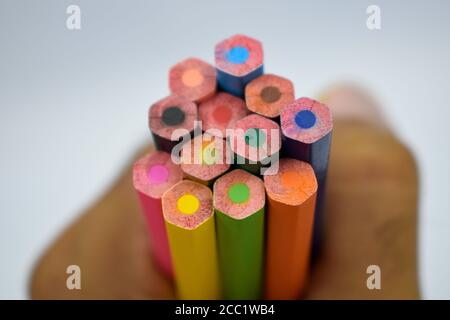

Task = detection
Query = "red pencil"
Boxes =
[132,150,183,277]
[198,92,248,138]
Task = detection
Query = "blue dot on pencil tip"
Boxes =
[295,110,316,129]
[226,46,249,64]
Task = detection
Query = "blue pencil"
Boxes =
[215,34,264,98]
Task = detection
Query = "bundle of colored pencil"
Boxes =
[133,34,333,300]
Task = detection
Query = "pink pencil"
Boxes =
[133,150,183,277]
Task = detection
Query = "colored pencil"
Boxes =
[280,97,333,254]
[198,92,248,138]
[169,57,217,103]
[264,158,318,299]
[162,180,221,299]
[180,133,231,186]
[245,74,295,119]
[228,114,281,175]
[213,169,265,300]
[148,94,198,153]
[215,34,263,97]
[132,150,183,277]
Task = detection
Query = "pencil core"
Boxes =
[177,194,200,215]
[280,171,303,189]
[201,141,217,165]
[147,164,169,184]
[162,106,185,126]
[182,68,204,87]
[212,105,232,124]
[260,86,281,103]
[244,128,266,147]
[227,46,249,64]
[295,110,316,129]
[227,183,250,204]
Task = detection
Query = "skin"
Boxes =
[30,85,420,299]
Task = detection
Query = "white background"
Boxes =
[0,0,449,299]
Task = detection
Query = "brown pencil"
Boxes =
[245,74,295,119]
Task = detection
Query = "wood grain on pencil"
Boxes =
[215,34,263,97]
[245,74,295,119]
[180,134,230,186]
[229,114,281,174]
[148,94,198,153]
[169,57,216,103]
[198,92,248,137]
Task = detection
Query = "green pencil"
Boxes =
[213,169,265,299]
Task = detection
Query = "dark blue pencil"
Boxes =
[215,34,264,98]
[280,97,333,256]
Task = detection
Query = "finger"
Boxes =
[30,146,175,299]
[307,85,420,299]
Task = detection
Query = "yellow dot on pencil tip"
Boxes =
[201,141,216,165]
[177,194,200,215]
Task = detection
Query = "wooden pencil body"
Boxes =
[216,66,263,98]
[148,95,198,153]
[136,191,173,276]
[215,34,264,98]
[265,195,316,299]
[264,158,317,299]
[280,98,333,255]
[133,151,183,278]
[165,216,221,300]
[213,169,265,299]
[162,180,221,299]
[215,208,264,299]
[283,131,332,249]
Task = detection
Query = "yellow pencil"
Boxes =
[162,180,221,299]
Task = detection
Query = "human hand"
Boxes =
[30,85,419,299]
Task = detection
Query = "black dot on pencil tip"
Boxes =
[260,86,281,103]
[162,106,185,126]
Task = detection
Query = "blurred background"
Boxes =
[1,0,449,299]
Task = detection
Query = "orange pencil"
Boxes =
[169,57,216,103]
[264,158,317,299]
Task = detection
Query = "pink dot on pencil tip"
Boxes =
[148,164,169,184]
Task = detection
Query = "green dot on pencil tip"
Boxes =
[244,128,266,147]
[228,183,250,204]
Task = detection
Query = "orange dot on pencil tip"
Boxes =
[280,171,303,189]
[182,68,204,87]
